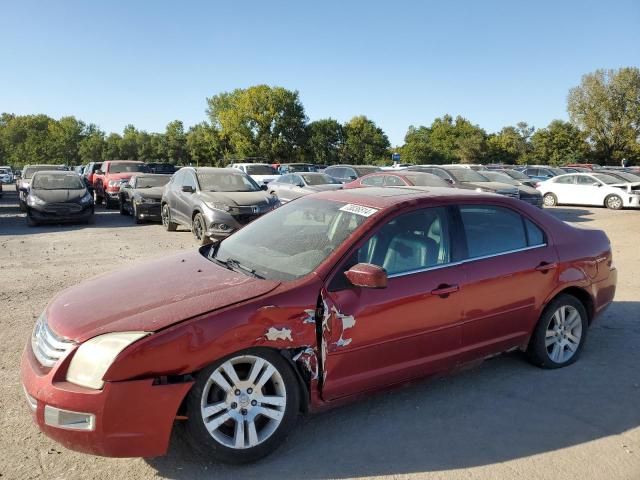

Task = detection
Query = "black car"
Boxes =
[23,171,94,226]
[119,174,172,223]
[323,165,382,183]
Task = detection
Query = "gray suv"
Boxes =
[161,167,280,244]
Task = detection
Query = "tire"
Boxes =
[133,204,143,224]
[184,349,300,464]
[19,200,26,212]
[105,196,117,210]
[543,193,558,207]
[119,198,129,215]
[94,188,103,205]
[192,213,210,246]
[161,204,178,231]
[527,294,588,369]
[605,194,623,210]
[26,213,37,227]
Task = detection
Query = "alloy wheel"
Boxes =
[200,355,287,449]
[606,195,622,210]
[545,305,582,363]
[543,193,557,207]
[161,205,169,227]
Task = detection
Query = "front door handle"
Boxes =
[430,284,459,297]
[535,262,558,273]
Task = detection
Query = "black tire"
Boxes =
[192,213,210,246]
[161,204,178,231]
[105,196,117,210]
[133,204,144,224]
[543,193,558,207]
[19,200,26,212]
[94,188,103,205]
[184,349,301,464]
[527,294,588,369]
[119,198,129,215]
[26,213,37,227]
[605,194,623,210]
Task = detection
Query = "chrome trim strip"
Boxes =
[387,243,547,279]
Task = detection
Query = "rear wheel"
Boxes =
[133,203,144,224]
[184,350,300,464]
[192,213,210,245]
[94,188,103,205]
[161,204,177,231]
[119,198,128,215]
[543,193,558,207]
[605,194,623,210]
[527,294,587,369]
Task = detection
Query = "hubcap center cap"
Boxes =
[238,393,250,407]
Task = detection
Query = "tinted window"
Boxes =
[357,207,451,275]
[197,171,260,192]
[361,175,385,186]
[525,219,545,246]
[384,175,406,186]
[554,175,576,184]
[109,163,149,174]
[183,172,197,190]
[246,165,278,175]
[326,167,345,179]
[172,169,185,188]
[576,175,597,185]
[291,175,304,186]
[460,206,527,258]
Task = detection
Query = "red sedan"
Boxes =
[344,170,452,189]
[22,187,616,463]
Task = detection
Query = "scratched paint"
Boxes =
[264,326,293,342]
[302,309,316,324]
[293,347,319,380]
[333,307,356,347]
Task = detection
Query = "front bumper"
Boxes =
[203,203,278,240]
[20,344,193,457]
[622,194,640,208]
[28,204,93,223]
[134,201,162,220]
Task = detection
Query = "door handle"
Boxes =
[430,284,459,297]
[535,262,557,273]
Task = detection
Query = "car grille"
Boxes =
[43,203,83,214]
[234,213,261,225]
[31,315,74,368]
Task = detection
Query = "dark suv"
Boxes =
[161,167,280,244]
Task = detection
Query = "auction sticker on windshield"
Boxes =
[339,203,378,217]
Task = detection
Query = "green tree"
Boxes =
[486,123,533,164]
[343,115,390,164]
[165,120,188,164]
[401,126,432,164]
[207,85,307,161]
[530,120,589,165]
[78,124,105,163]
[103,133,122,160]
[423,115,487,164]
[0,114,55,166]
[120,125,139,159]
[49,116,85,164]
[186,122,221,166]
[305,118,344,165]
[567,67,640,165]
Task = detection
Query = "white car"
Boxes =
[230,163,280,185]
[538,172,640,210]
[0,166,13,183]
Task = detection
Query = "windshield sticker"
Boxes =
[339,204,378,217]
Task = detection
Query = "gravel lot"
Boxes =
[1,187,639,480]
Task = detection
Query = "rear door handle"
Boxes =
[535,262,558,273]
[430,284,459,297]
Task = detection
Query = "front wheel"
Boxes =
[161,204,178,231]
[527,294,587,369]
[133,203,143,224]
[185,350,300,464]
[605,194,623,210]
[543,193,558,207]
[192,213,210,246]
[119,199,128,215]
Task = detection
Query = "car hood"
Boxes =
[516,185,541,196]
[198,190,274,206]
[47,251,281,342]
[462,181,518,192]
[304,184,343,192]
[133,186,165,199]
[31,188,86,203]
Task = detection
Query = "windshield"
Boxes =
[354,166,381,176]
[548,167,567,176]
[593,173,626,185]
[136,176,171,188]
[23,166,62,179]
[212,197,372,280]
[604,171,640,182]
[110,163,149,174]
[197,171,261,192]
[302,174,341,185]
[447,168,487,182]
[286,164,316,173]
[405,174,449,187]
[151,164,175,174]
[481,172,519,186]
[32,173,84,190]
[246,165,278,175]
[503,169,528,180]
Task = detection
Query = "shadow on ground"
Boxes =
[146,300,640,479]
[545,207,595,223]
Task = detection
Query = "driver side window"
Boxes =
[183,172,197,190]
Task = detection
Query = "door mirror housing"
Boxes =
[592,182,601,187]
[260,184,268,191]
[344,263,387,289]
[181,185,195,193]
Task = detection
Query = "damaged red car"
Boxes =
[21,187,617,463]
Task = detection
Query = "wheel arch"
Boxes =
[545,286,595,325]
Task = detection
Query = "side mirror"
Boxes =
[296,182,304,188]
[344,263,387,289]
[260,184,268,191]
[349,175,357,180]
[19,186,28,193]
[445,178,454,184]
[181,185,195,193]
[592,182,602,187]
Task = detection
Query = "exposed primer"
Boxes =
[319,293,331,381]
[333,307,356,347]
[302,309,316,324]
[293,347,319,380]
[264,326,293,342]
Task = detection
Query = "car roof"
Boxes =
[31,169,78,176]
[311,186,498,209]
[192,167,243,173]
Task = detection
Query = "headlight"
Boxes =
[27,195,46,206]
[66,332,149,389]
[206,202,231,212]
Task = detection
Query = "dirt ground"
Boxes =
[1,187,638,480]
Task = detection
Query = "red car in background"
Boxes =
[93,160,149,209]
[344,171,452,189]
[21,187,616,463]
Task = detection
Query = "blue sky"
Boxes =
[1,0,638,145]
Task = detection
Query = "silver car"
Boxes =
[161,167,280,244]
[268,172,343,203]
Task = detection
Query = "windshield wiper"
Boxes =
[207,245,264,278]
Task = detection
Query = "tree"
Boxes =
[486,123,533,164]
[0,114,55,165]
[49,116,85,164]
[422,115,487,164]
[207,85,307,161]
[187,123,221,166]
[304,118,344,165]
[567,67,640,165]
[103,133,122,160]
[343,116,390,164]
[120,125,139,160]
[164,120,188,164]
[401,126,432,164]
[530,120,589,165]
[79,124,105,162]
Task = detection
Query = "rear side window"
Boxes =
[525,219,545,246]
[384,175,405,186]
[361,175,384,186]
[460,206,528,258]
